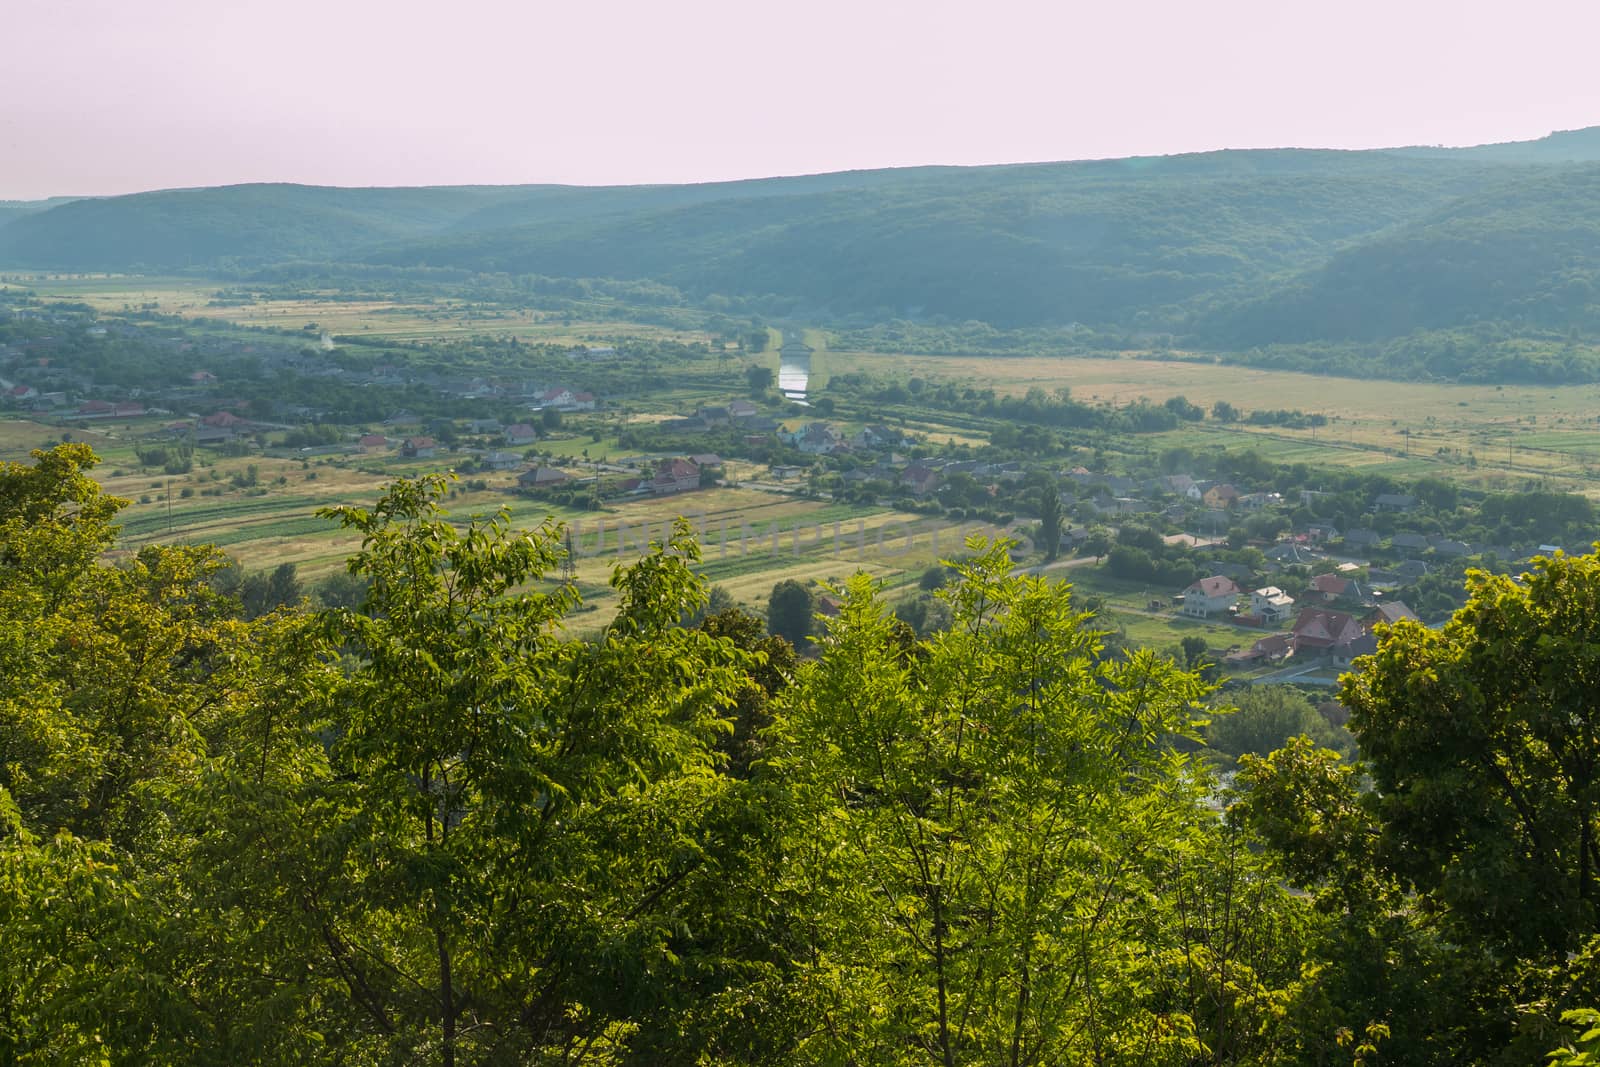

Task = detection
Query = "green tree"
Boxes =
[766,578,813,649]
[1345,551,1600,957]
[1037,485,1062,561]
[772,539,1307,1064]
[1208,685,1353,762]
[746,364,774,396]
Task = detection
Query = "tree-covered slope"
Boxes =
[0,184,531,269]
[1205,165,1600,345]
[367,152,1504,327]
[4,129,1600,343]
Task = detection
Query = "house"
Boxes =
[517,466,570,489]
[1238,491,1283,511]
[1333,632,1379,668]
[1228,632,1294,664]
[1267,541,1319,566]
[790,423,846,455]
[851,424,903,449]
[482,451,522,471]
[728,399,759,421]
[696,405,731,427]
[770,464,808,480]
[1180,575,1241,618]
[468,418,503,435]
[1365,601,1421,628]
[651,458,701,495]
[537,387,595,411]
[1375,493,1418,513]
[1391,532,1430,552]
[901,464,940,497]
[504,424,538,446]
[1202,484,1241,510]
[1312,575,1350,601]
[689,453,723,468]
[1291,608,1368,658]
[358,434,389,453]
[1162,474,1203,500]
[6,384,37,401]
[1249,587,1296,624]
[1393,559,1430,580]
[1430,538,1473,558]
[1343,528,1382,550]
[1306,523,1340,542]
[76,399,116,417]
[401,436,438,459]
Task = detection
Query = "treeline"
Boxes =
[8,444,1600,1064]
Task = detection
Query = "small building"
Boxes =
[401,436,438,459]
[1375,493,1418,513]
[1365,601,1421,628]
[1308,573,1353,603]
[482,451,523,471]
[358,434,389,453]
[1391,532,1430,552]
[517,466,570,489]
[504,423,538,446]
[901,464,940,497]
[1343,528,1382,550]
[1249,586,1296,624]
[1202,484,1241,510]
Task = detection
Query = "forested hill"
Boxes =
[1204,164,1600,345]
[4,128,1600,345]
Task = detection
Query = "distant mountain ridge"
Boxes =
[4,127,1600,348]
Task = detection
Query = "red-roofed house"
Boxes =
[402,436,438,459]
[1291,608,1368,658]
[651,458,701,495]
[358,434,390,453]
[77,399,115,417]
[1181,575,1241,617]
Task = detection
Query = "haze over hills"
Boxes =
[4,127,1600,361]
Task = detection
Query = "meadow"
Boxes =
[11,275,1600,651]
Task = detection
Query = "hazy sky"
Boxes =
[5,0,1599,199]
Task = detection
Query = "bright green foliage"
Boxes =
[172,477,788,1064]
[23,443,1600,1064]
[773,539,1310,1065]
[1549,1009,1600,1066]
[1344,552,1600,957]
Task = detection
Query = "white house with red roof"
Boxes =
[1181,575,1241,617]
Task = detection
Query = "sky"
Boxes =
[4,0,1600,199]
